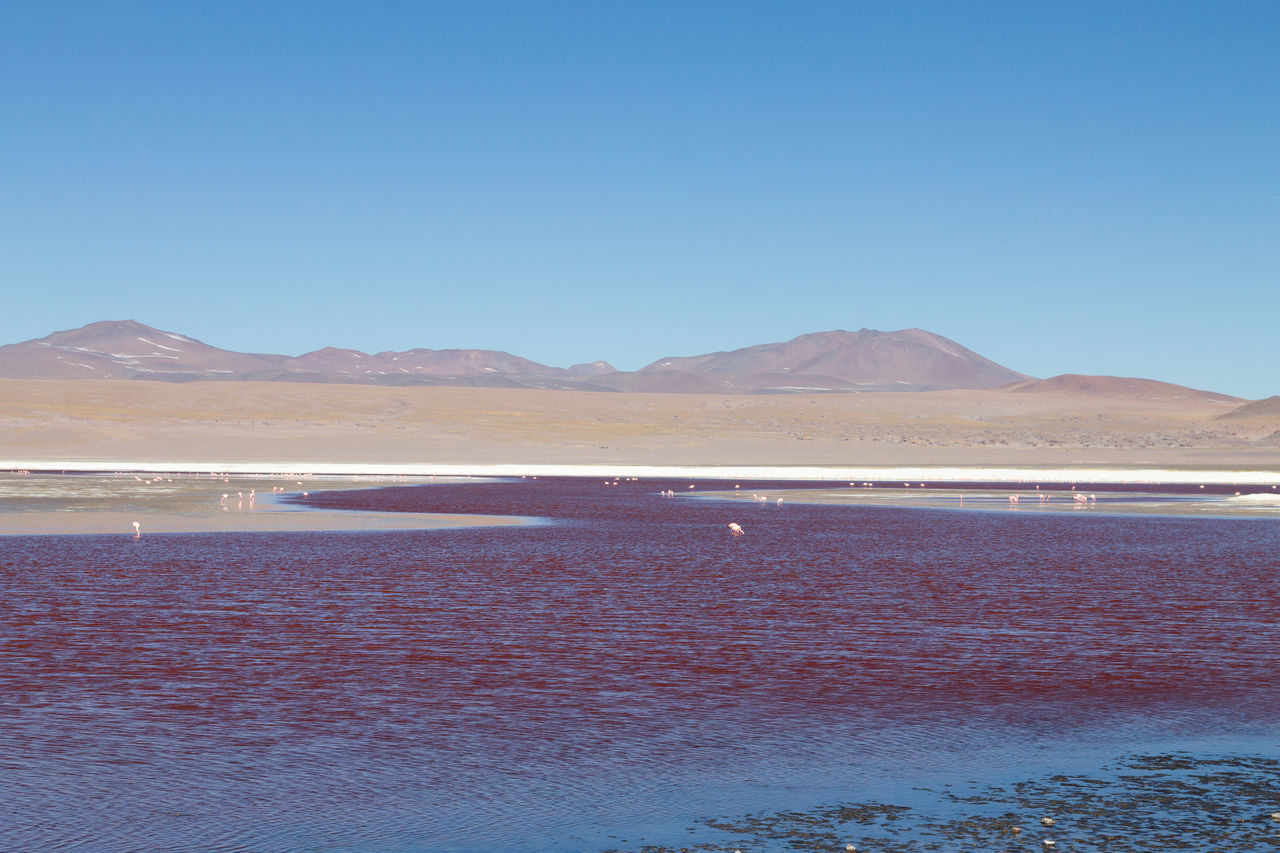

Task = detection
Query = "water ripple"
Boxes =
[2,478,1278,850]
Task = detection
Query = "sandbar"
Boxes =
[696,485,1280,519]
[1,379,1276,534]
[0,473,526,537]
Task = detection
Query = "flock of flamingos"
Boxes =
[88,470,1106,539]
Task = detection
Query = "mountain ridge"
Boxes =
[0,320,1247,399]
[634,329,1028,391]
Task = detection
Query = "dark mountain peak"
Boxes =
[41,319,191,347]
[567,360,618,376]
[40,320,212,357]
[63,318,154,335]
[301,346,370,359]
[635,328,1029,391]
[295,347,375,368]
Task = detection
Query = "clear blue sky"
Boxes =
[2,1,1276,396]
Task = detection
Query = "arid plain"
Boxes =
[3,377,1277,470]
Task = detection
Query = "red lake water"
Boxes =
[2,477,1278,851]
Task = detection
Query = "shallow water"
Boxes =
[2,477,1279,851]
[709,481,1280,519]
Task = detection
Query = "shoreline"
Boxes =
[4,461,1277,536]
[0,472,527,537]
[4,459,1279,486]
[698,484,1280,519]
[0,508,529,537]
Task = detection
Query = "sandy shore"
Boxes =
[1,381,1276,530]
[0,509,525,536]
[4,460,1280,486]
[0,473,526,536]
[699,484,1280,519]
[4,465,1277,537]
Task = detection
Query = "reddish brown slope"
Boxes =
[1003,374,1240,402]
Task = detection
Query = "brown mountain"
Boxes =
[0,321,1037,393]
[565,360,618,376]
[0,320,293,380]
[1002,374,1241,402]
[293,346,561,379]
[0,320,580,386]
[1218,395,1280,419]
[608,328,1031,392]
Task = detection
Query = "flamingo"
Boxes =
[131,521,141,537]
[727,522,744,536]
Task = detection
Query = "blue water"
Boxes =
[2,477,1278,851]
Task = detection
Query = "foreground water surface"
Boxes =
[2,477,1279,851]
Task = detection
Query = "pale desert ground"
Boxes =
[1,379,1278,534]
[0,471,525,536]
[1,378,1277,469]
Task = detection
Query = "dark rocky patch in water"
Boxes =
[604,754,1280,852]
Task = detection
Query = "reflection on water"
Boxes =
[2,478,1279,851]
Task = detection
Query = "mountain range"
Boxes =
[0,320,1240,399]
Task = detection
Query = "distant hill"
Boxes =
[293,345,561,379]
[1218,395,1280,419]
[1001,374,1241,402]
[607,329,1031,393]
[0,320,293,381]
[10,320,1243,397]
[0,320,591,387]
[565,360,618,376]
